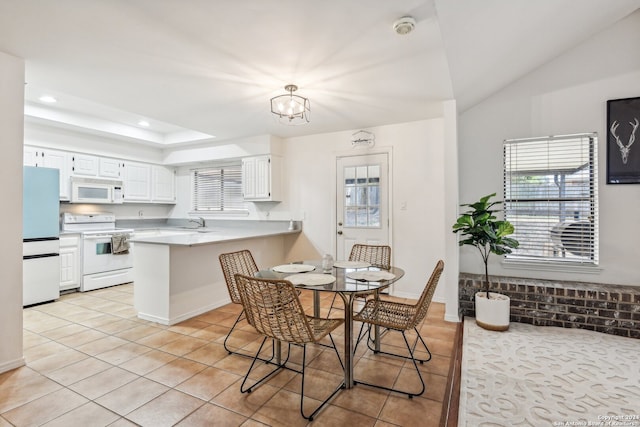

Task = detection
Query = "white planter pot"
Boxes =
[475,291,510,331]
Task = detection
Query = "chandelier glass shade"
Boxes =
[270,84,310,125]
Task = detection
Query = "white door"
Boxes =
[336,153,390,260]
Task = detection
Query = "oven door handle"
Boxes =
[83,234,122,239]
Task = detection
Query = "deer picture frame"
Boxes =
[607,96,640,184]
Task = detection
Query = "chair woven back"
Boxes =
[409,260,444,328]
[234,274,316,344]
[349,244,391,269]
[219,250,259,304]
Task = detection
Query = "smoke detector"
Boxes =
[393,16,416,35]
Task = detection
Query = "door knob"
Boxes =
[337,231,343,235]
[338,222,343,226]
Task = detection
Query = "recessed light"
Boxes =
[138,120,150,127]
[39,95,57,103]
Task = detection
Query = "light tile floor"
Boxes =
[1,284,457,426]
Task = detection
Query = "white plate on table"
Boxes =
[271,264,316,273]
[346,271,396,282]
[333,260,371,269]
[287,273,336,286]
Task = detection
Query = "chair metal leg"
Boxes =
[363,325,432,364]
[240,337,292,393]
[327,293,340,317]
[242,334,345,421]
[300,334,345,421]
[224,309,276,363]
[354,328,428,397]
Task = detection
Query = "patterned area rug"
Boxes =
[458,319,640,426]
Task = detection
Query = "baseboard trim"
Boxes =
[0,356,26,374]
[440,318,463,427]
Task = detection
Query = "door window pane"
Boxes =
[343,162,382,228]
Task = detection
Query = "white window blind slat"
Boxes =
[503,133,598,265]
[192,164,246,212]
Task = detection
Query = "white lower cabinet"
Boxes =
[60,234,81,291]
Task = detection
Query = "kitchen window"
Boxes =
[503,133,598,266]
[191,164,246,213]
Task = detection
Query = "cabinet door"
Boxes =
[59,246,79,290]
[72,154,99,176]
[254,156,271,199]
[242,155,281,201]
[41,149,71,201]
[99,158,122,179]
[24,146,39,166]
[242,157,257,199]
[59,235,80,291]
[152,165,176,203]
[123,162,152,201]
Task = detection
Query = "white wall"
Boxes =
[458,9,640,286]
[0,51,26,373]
[281,120,450,301]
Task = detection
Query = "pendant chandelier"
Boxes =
[270,84,310,125]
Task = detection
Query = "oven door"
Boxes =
[82,232,133,275]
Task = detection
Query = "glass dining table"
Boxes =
[255,259,405,389]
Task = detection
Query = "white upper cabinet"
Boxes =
[25,145,176,205]
[123,161,152,202]
[24,146,38,166]
[24,147,72,200]
[72,154,99,176]
[42,150,71,201]
[242,155,282,201]
[152,165,176,203]
[99,158,122,179]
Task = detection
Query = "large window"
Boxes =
[503,133,598,265]
[191,164,246,213]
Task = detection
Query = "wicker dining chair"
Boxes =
[218,250,261,357]
[353,259,444,398]
[327,244,392,317]
[234,274,345,421]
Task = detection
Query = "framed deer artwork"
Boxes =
[607,96,640,184]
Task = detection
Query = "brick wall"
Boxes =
[459,273,640,338]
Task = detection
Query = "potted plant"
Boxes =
[452,193,519,331]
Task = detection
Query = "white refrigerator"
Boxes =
[23,166,60,306]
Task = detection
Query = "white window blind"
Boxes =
[191,164,246,212]
[503,133,598,265]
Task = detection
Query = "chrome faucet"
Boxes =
[188,217,205,228]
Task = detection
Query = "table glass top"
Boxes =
[256,260,404,293]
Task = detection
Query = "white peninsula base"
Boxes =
[133,235,288,325]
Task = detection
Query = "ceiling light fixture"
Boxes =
[270,84,310,125]
[393,16,416,35]
[138,120,150,127]
[39,95,57,103]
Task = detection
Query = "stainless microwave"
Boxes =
[70,177,124,204]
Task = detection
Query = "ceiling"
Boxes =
[1,0,639,147]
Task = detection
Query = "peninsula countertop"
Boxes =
[129,221,301,247]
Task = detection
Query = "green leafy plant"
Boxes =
[452,193,519,298]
